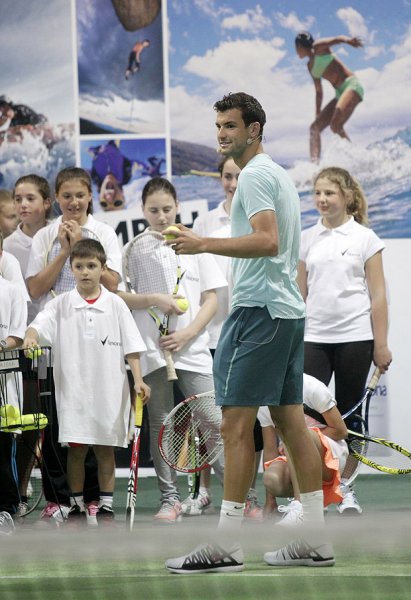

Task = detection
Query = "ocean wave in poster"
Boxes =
[173,127,411,238]
[292,127,411,237]
[0,124,75,188]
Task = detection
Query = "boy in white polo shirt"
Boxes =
[23,239,150,525]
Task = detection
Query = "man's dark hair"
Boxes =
[213,92,266,137]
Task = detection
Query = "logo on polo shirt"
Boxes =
[100,335,122,347]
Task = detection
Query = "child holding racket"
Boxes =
[260,374,348,525]
[23,238,150,526]
[25,167,123,525]
[118,177,227,524]
[297,167,392,515]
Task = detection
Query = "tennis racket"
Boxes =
[126,393,144,532]
[340,368,381,486]
[46,226,100,296]
[123,230,185,381]
[158,390,223,473]
[341,367,381,421]
[345,430,411,475]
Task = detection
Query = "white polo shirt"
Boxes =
[0,278,27,410]
[194,205,232,349]
[4,223,51,322]
[300,217,385,343]
[192,201,230,237]
[0,251,30,302]
[30,286,146,447]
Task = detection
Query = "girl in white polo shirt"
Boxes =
[118,177,227,524]
[297,166,392,515]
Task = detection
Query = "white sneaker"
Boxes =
[165,542,244,574]
[154,500,182,524]
[181,490,212,516]
[0,511,15,536]
[276,499,303,527]
[337,484,363,515]
[15,501,29,519]
[264,539,335,567]
[39,502,70,526]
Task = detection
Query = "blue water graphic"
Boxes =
[173,128,411,239]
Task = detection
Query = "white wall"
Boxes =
[382,239,411,449]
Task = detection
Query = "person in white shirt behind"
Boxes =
[23,239,150,527]
[4,174,52,323]
[3,174,52,517]
[118,177,227,524]
[297,166,392,515]
[0,229,28,535]
[259,374,348,525]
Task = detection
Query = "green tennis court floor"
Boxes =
[1,474,410,600]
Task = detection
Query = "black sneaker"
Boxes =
[67,505,87,528]
[96,505,115,526]
[264,539,335,567]
[165,543,244,574]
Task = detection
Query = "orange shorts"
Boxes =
[264,427,343,506]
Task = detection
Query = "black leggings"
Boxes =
[304,340,374,427]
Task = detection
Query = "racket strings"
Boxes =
[125,233,179,295]
[48,228,99,294]
[349,438,411,474]
[161,394,222,472]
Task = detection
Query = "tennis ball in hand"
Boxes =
[176,297,189,312]
[163,225,180,240]
[26,347,42,360]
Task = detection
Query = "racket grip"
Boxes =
[164,350,178,381]
[135,394,144,427]
[368,367,381,390]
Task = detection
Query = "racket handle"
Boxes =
[164,350,178,381]
[368,367,381,390]
[135,394,144,427]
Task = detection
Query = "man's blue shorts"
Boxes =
[213,306,304,407]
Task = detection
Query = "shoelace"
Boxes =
[158,502,180,515]
[42,503,59,517]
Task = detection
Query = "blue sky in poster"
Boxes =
[76,0,165,133]
[0,0,74,124]
[168,0,411,163]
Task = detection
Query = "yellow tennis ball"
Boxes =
[27,347,42,360]
[163,225,180,240]
[176,297,189,312]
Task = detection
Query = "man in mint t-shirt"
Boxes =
[164,92,334,573]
